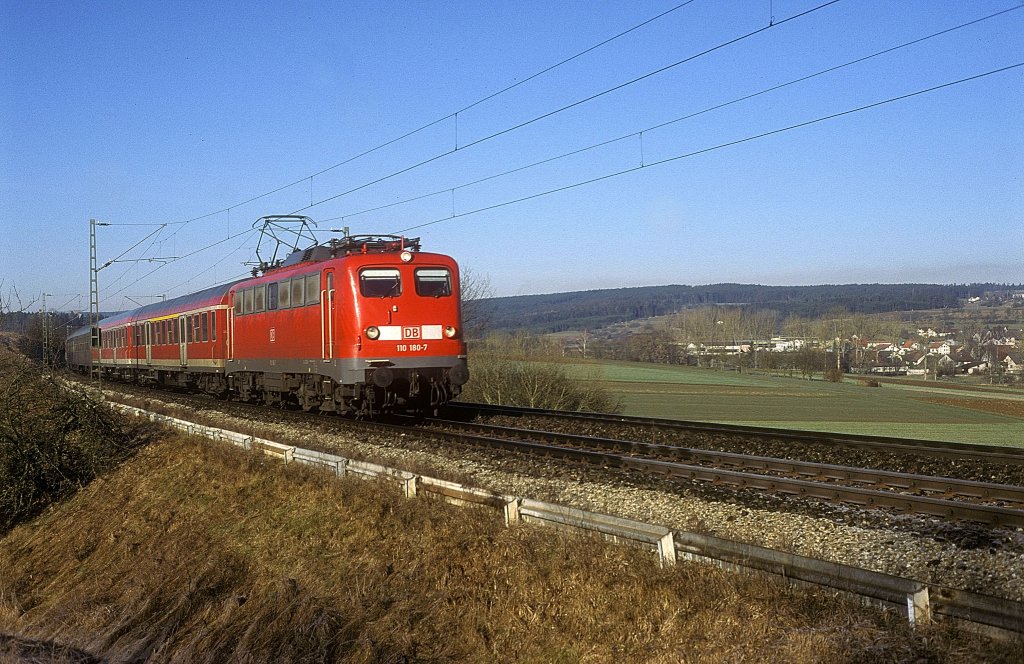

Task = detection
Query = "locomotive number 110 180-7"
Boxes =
[397,344,429,352]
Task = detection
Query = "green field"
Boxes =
[562,360,1024,448]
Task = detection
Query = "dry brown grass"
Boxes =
[0,435,1020,663]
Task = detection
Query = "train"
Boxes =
[66,233,469,417]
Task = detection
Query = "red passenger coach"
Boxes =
[68,235,469,416]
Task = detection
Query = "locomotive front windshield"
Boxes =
[414,268,452,297]
[360,268,401,297]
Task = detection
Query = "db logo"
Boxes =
[403,326,420,339]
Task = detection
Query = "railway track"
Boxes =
[88,381,1024,528]
[380,416,1024,528]
[419,418,1024,505]
[447,401,1024,467]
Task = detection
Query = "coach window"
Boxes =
[167,320,173,344]
[279,280,291,308]
[360,268,401,298]
[201,312,209,342]
[267,282,279,310]
[187,316,193,343]
[291,278,304,307]
[193,315,200,342]
[243,288,254,315]
[414,268,452,297]
[254,285,266,312]
[305,273,320,304]
[211,311,217,340]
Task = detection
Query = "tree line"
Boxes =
[481,283,1011,334]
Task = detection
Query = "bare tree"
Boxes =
[459,266,493,341]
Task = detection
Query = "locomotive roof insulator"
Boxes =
[329,234,421,256]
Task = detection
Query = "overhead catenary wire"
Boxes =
[96,3,1018,302]
[321,5,1021,226]
[164,232,257,295]
[141,0,704,236]
[93,2,707,296]
[168,60,1022,301]
[288,0,844,216]
[101,223,176,294]
[94,0,764,290]
[99,228,260,306]
[392,61,1024,234]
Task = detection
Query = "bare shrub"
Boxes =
[0,350,151,533]
[460,332,621,412]
[461,354,620,412]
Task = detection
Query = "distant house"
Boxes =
[927,341,952,356]
[900,340,921,353]
[869,350,908,375]
[1003,355,1022,374]
[771,337,806,352]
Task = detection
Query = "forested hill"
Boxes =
[481,283,1008,333]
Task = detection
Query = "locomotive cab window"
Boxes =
[414,268,452,297]
[360,268,401,298]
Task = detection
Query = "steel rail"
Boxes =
[447,402,1024,465]
[347,418,1024,528]
[421,418,1024,505]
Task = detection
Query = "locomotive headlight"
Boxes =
[444,325,458,339]
[400,250,413,262]
[365,326,380,340]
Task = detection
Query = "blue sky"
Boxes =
[1,0,1021,311]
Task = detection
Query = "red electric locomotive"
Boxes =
[67,233,469,416]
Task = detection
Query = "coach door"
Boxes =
[321,269,335,359]
[178,315,187,366]
[145,322,152,365]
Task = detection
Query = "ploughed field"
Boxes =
[81,377,1024,606]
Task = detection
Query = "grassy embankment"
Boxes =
[3,432,1021,663]
[1,346,1020,661]
[557,360,1024,447]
